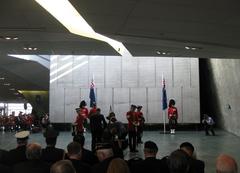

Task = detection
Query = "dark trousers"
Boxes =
[128,130,137,151]
[169,117,177,129]
[137,126,143,143]
[205,124,215,135]
[91,131,103,151]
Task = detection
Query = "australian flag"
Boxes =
[89,78,96,108]
[162,78,168,110]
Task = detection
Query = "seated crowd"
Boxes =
[0,127,238,173]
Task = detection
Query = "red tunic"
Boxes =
[126,111,138,131]
[75,107,88,133]
[168,106,178,119]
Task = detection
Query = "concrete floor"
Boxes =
[0,130,239,173]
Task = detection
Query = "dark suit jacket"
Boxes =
[41,146,65,165]
[189,158,205,173]
[6,145,27,166]
[132,157,168,173]
[68,159,91,173]
[0,164,13,173]
[13,160,50,173]
[91,157,114,173]
[82,148,99,165]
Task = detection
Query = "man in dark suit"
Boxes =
[66,142,91,173]
[91,143,115,173]
[41,126,65,165]
[89,108,107,151]
[51,160,76,173]
[180,142,205,173]
[5,131,30,165]
[73,134,98,165]
[131,141,167,173]
[13,143,50,173]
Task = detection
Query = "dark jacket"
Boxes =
[68,159,91,173]
[132,157,168,173]
[189,158,205,173]
[13,160,50,173]
[91,156,114,173]
[81,148,99,165]
[41,146,65,165]
[5,145,27,165]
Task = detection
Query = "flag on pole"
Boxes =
[162,77,168,110]
[89,76,96,108]
[109,105,113,114]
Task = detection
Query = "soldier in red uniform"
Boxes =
[74,100,88,135]
[126,105,138,152]
[136,106,145,144]
[168,99,178,134]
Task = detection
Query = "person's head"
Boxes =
[130,105,137,111]
[51,160,76,173]
[137,106,142,111]
[169,99,176,107]
[67,142,82,160]
[107,158,130,173]
[144,141,158,158]
[95,143,113,162]
[180,142,194,157]
[96,108,101,114]
[26,143,42,160]
[168,149,190,173]
[216,154,238,173]
[79,100,87,108]
[203,114,209,119]
[15,131,30,146]
[73,134,85,147]
[44,127,59,146]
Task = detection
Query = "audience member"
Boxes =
[107,158,130,173]
[5,131,30,165]
[216,154,238,173]
[41,126,65,165]
[13,143,50,173]
[168,149,190,173]
[73,134,98,165]
[92,143,115,173]
[131,141,167,173]
[67,142,91,173]
[180,142,205,173]
[51,160,76,173]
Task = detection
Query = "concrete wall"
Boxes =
[49,55,200,124]
[207,59,240,136]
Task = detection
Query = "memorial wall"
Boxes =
[50,55,199,124]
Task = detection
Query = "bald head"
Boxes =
[216,154,238,173]
[51,160,76,173]
[26,143,42,160]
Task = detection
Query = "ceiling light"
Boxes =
[162,52,166,55]
[23,46,38,51]
[35,0,131,57]
[9,88,15,91]
[13,37,18,40]
[3,83,10,86]
[5,37,11,40]
[156,51,161,55]
[0,77,5,80]
[185,46,200,50]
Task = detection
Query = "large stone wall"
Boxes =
[50,55,200,124]
[207,59,240,136]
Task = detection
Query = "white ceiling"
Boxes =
[1,0,240,101]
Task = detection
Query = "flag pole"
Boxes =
[162,74,167,134]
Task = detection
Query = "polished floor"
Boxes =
[0,130,239,173]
